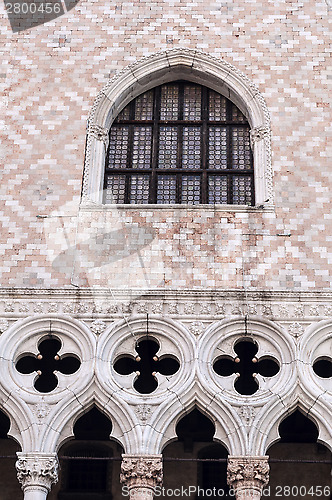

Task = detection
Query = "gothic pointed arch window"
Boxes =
[84,50,272,207]
[103,81,254,206]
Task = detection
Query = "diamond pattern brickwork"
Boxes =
[0,0,330,290]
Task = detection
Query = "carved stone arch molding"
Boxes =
[96,316,195,405]
[298,320,332,400]
[83,48,273,206]
[141,390,245,456]
[259,400,332,455]
[197,317,297,455]
[295,320,332,450]
[0,396,30,451]
[0,315,95,452]
[46,394,138,454]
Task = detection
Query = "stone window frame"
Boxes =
[82,48,273,209]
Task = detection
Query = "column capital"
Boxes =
[16,452,59,493]
[227,456,269,500]
[89,124,109,145]
[120,454,163,490]
[250,125,271,148]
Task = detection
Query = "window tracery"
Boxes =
[313,357,332,378]
[213,339,280,395]
[15,336,81,393]
[113,338,180,394]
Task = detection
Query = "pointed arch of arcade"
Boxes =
[257,319,332,455]
[259,400,332,455]
[0,315,97,453]
[0,314,330,458]
[46,390,140,454]
[147,395,241,456]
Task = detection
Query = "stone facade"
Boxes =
[0,0,331,498]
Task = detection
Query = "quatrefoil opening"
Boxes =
[15,337,81,393]
[113,338,180,394]
[213,339,280,395]
[313,357,332,378]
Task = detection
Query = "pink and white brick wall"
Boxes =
[0,0,331,291]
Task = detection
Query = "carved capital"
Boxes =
[89,124,109,145]
[250,125,270,148]
[16,453,59,492]
[227,456,269,497]
[120,454,163,490]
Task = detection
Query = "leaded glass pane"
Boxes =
[181,175,201,204]
[209,91,227,121]
[231,103,246,122]
[132,127,152,169]
[182,127,201,170]
[104,175,126,204]
[104,82,254,205]
[208,176,228,204]
[158,127,178,169]
[232,176,253,205]
[183,85,201,121]
[231,127,251,169]
[135,90,154,120]
[208,127,227,169]
[157,175,177,204]
[107,127,129,169]
[160,85,179,120]
[116,104,130,121]
[130,175,150,203]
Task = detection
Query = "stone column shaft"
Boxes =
[120,454,163,500]
[22,486,49,500]
[227,456,269,500]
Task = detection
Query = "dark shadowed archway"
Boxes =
[0,410,22,500]
[268,410,331,500]
[163,408,229,499]
[49,406,124,500]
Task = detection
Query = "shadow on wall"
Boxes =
[4,0,80,33]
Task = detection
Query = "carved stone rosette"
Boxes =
[227,456,269,500]
[120,454,163,500]
[16,453,59,495]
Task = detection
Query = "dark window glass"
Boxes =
[104,82,254,205]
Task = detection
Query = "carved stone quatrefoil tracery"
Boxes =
[213,339,280,395]
[113,337,180,394]
[313,357,332,378]
[15,337,81,393]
